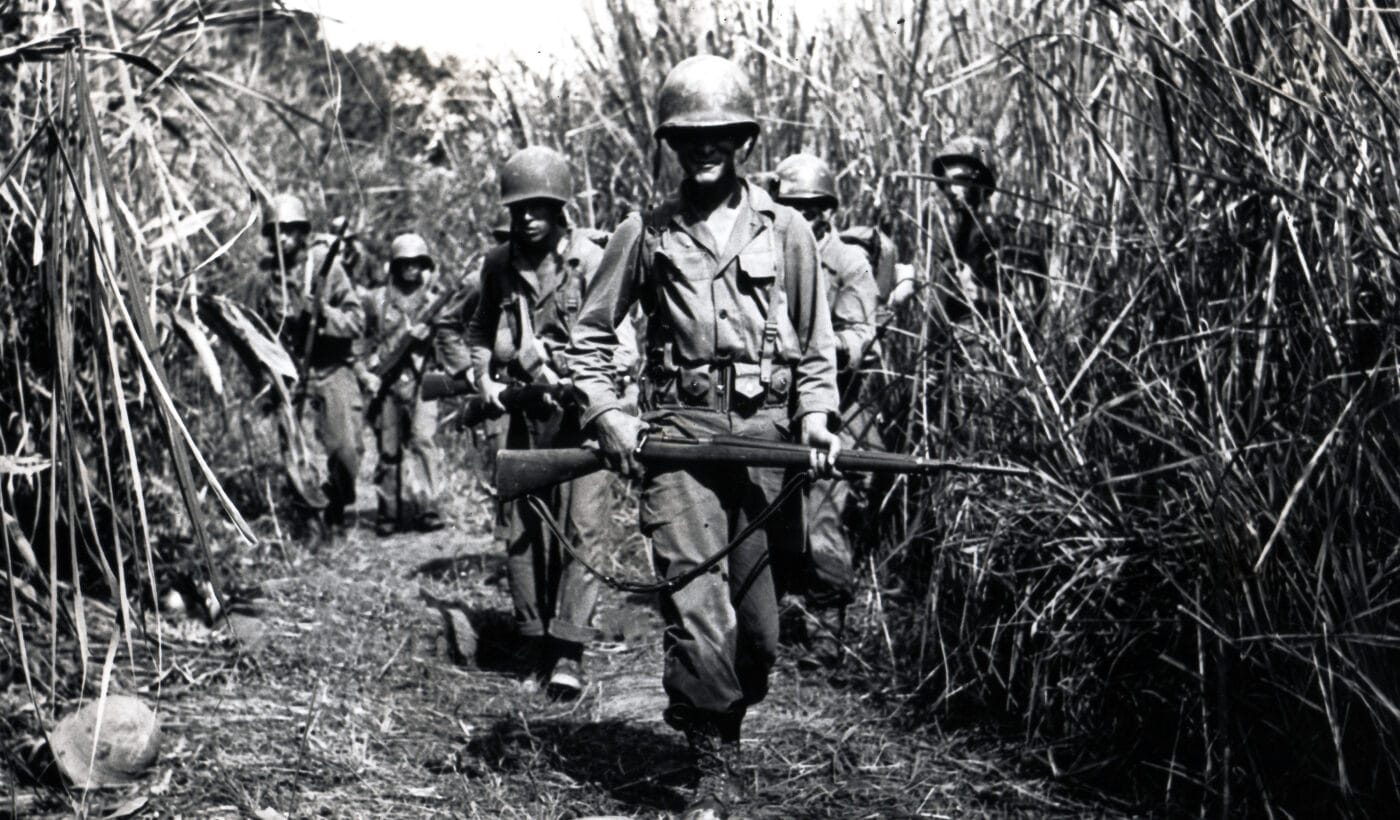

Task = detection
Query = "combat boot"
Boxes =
[545,639,585,701]
[682,716,743,819]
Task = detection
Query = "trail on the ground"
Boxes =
[110,496,1118,820]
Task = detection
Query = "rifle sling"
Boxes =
[522,471,809,595]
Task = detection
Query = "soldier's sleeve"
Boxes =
[463,267,500,388]
[317,260,365,339]
[567,214,644,427]
[831,249,877,369]
[782,217,840,422]
[432,272,479,376]
[611,303,641,376]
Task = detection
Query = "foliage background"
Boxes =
[3,0,1399,814]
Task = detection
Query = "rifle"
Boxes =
[372,282,459,392]
[433,379,574,428]
[293,219,352,398]
[496,433,1032,501]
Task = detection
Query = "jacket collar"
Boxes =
[512,228,578,300]
[665,178,774,267]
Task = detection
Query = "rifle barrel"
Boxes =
[495,433,1030,501]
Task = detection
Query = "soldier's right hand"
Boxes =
[480,379,509,412]
[888,267,918,308]
[594,408,647,477]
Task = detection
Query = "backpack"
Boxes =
[838,225,898,302]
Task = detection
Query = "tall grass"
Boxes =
[508,0,1400,812]
[4,0,1399,814]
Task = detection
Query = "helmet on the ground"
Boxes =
[261,193,309,236]
[499,146,572,206]
[775,154,837,207]
[50,695,162,787]
[930,135,997,187]
[390,232,434,268]
[654,55,759,141]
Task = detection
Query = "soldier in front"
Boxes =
[567,55,842,819]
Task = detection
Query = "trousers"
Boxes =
[499,407,610,644]
[297,365,363,524]
[639,407,788,729]
[796,400,886,608]
[372,381,440,526]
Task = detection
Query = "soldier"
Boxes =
[362,233,446,536]
[567,55,842,818]
[926,136,1048,447]
[259,193,366,537]
[461,146,637,700]
[928,135,1047,325]
[772,153,881,668]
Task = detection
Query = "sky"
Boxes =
[291,0,597,65]
[290,0,852,66]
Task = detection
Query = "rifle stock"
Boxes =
[495,434,1031,501]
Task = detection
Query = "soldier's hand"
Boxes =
[594,408,647,477]
[801,413,843,479]
[407,323,430,341]
[481,378,509,412]
[888,268,918,308]
[360,372,382,395]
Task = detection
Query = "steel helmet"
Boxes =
[499,146,572,206]
[261,193,309,236]
[390,232,434,268]
[775,153,837,206]
[654,55,759,141]
[930,135,997,187]
[50,695,162,787]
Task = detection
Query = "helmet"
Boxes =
[390,232,434,268]
[774,153,837,206]
[930,135,997,187]
[654,55,759,140]
[50,695,162,787]
[499,146,571,206]
[261,193,309,236]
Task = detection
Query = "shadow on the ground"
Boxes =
[466,606,537,676]
[457,716,691,812]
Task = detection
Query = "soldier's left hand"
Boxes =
[407,323,430,341]
[800,413,842,479]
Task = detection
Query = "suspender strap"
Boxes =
[758,317,777,387]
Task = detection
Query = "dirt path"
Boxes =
[99,489,1120,820]
[8,447,1119,819]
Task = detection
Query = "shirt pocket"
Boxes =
[737,247,777,309]
[654,246,713,283]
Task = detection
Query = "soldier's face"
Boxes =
[940,164,987,212]
[393,258,430,285]
[789,201,834,231]
[510,200,561,246]
[667,129,744,186]
[265,223,308,260]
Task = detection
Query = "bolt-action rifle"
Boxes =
[371,283,460,397]
[496,433,1032,502]
[429,377,573,428]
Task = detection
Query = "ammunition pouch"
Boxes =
[642,359,793,416]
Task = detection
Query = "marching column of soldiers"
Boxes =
[252,54,1042,820]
